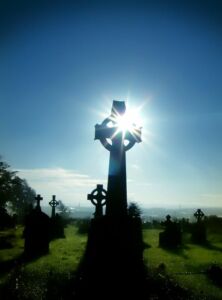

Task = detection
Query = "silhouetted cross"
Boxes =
[87,184,107,218]
[194,209,205,222]
[35,194,43,210]
[49,195,59,218]
[163,214,172,228]
[95,101,142,217]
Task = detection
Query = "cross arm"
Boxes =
[124,127,142,143]
[87,194,94,201]
[95,124,116,140]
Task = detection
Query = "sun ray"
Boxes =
[109,105,144,143]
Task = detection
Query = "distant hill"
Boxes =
[141,207,222,221]
[42,205,94,219]
[42,205,222,220]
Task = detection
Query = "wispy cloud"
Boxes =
[201,193,222,200]
[130,164,140,170]
[18,168,106,205]
[135,182,153,187]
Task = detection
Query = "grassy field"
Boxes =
[0,225,87,299]
[0,225,222,299]
[143,229,222,299]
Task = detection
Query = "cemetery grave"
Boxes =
[49,195,65,240]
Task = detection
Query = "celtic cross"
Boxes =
[95,100,142,217]
[194,209,205,223]
[87,184,107,218]
[49,195,59,218]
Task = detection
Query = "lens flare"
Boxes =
[109,107,143,143]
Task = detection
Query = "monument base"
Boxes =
[23,209,50,258]
[74,215,147,298]
[191,222,207,244]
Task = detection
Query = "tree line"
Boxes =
[0,156,36,222]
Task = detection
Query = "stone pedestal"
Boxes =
[23,208,50,258]
[159,216,182,248]
[50,214,65,240]
[75,215,146,298]
[191,222,207,244]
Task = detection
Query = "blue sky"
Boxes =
[0,1,222,208]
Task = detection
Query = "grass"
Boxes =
[143,229,222,299]
[0,226,24,261]
[0,225,87,299]
[1,225,222,299]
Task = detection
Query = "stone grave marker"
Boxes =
[159,214,182,248]
[23,194,50,258]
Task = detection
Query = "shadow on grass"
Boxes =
[160,245,190,259]
[0,249,204,300]
[189,239,222,252]
[0,249,53,279]
[200,241,222,252]
[0,255,23,275]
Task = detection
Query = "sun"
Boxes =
[96,101,145,143]
[111,106,143,142]
[115,114,133,132]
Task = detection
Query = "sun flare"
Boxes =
[115,114,133,132]
[111,106,143,142]
[96,100,147,144]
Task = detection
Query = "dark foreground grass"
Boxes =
[0,225,222,299]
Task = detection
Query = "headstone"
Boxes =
[76,101,145,298]
[49,195,59,218]
[159,215,182,248]
[191,208,207,244]
[49,195,65,239]
[23,194,50,258]
[87,184,107,217]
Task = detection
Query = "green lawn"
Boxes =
[1,226,222,299]
[143,229,222,299]
[0,225,87,299]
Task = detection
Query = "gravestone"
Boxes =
[87,184,107,218]
[49,195,65,239]
[191,208,207,244]
[75,101,145,299]
[23,194,50,258]
[159,215,182,248]
[49,195,59,218]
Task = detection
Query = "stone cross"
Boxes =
[49,195,59,218]
[194,208,205,222]
[95,100,142,217]
[35,194,43,210]
[165,214,172,224]
[87,184,107,218]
